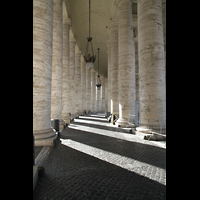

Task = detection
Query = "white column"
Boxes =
[33,0,57,146]
[69,34,76,118]
[101,76,105,112]
[107,37,111,113]
[110,20,119,114]
[116,0,135,127]
[138,0,166,127]
[105,77,108,111]
[51,0,65,128]
[75,44,82,116]
[86,68,91,115]
[134,36,139,102]
[96,72,100,112]
[91,68,96,114]
[162,0,166,87]
[62,17,71,122]
[81,55,86,114]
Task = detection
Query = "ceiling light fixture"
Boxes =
[84,0,96,69]
[96,48,101,90]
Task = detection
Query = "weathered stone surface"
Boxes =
[138,0,166,127]
[81,56,86,114]
[62,18,71,122]
[86,67,91,114]
[75,44,82,115]
[33,0,56,146]
[51,0,64,125]
[110,19,118,114]
[69,34,76,117]
[91,68,96,113]
[116,0,135,127]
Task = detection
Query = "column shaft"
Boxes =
[69,35,76,117]
[51,0,65,126]
[101,76,105,112]
[81,56,86,114]
[86,68,91,114]
[62,18,71,122]
[75,45,82,116]
[116,0,135,126]
[110,20,119,114]
[91,68,96,113]
[138,0,166,127]
[33,0,56,146]
[107,38,111,113]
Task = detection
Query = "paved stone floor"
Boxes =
[33,114,166,200]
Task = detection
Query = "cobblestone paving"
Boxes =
[33,114,166,200]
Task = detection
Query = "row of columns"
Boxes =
[33,0,108,146]
[107,0,166,128]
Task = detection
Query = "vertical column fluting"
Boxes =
[107,38,111,113]
[116,0,135,127]
[51,0,65,127]
[62,17,71,122]
[138,0,166,127]
[75,44,82,116]
[33,0,56,146]
[86,68,91,115]
[91,68,96,113]
[81,55,86,114]
[69,34,76,118]
[110,20,119,114]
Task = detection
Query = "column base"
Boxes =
[115,117,129,128]
[33,128,57,147]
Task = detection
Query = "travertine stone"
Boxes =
[134,36,139,102]
[104,77,108,111]
[51,0,65,126]
[69,34,76,117]
[62,18,71,122]
[107,37,111,113]
[101,76,105,112]
[75,44,82,116]
[81,55,86,114]
[162,0,166,86]
[91,68,96,113]
[110,20,119,114]
[86,68,91,114]
[138,0,166,127]
[116,0,135,126]
[33,0,56,146]
[96,72,100,112]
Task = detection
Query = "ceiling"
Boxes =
[64,0,137,77]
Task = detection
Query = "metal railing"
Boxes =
[148,119,166,135]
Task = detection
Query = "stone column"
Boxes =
[105,77,108,111]
[69,34,76,118]
[134,36,139,102]
[96,72,100,112]
[62,17,71,122]
[81,55,86,114]
[162,0,166,86]
[107,37,111,114]
[101,76,105,112]
[116,0,135,127]
[138,0,166,127]
[51,0,65,130]
[110,20,119,115]
[91,68,96,114]
[33,0,57,146]
[75,44,82,116]
[86,68,91,115]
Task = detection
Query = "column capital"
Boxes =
[75,44,82,55]
[69,36,76,44]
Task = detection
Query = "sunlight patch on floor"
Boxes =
[60,139,166,185]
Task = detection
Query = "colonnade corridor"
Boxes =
[33,113,166,200]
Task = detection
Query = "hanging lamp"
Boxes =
[96,48,101,90]
[84,0,96,69]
